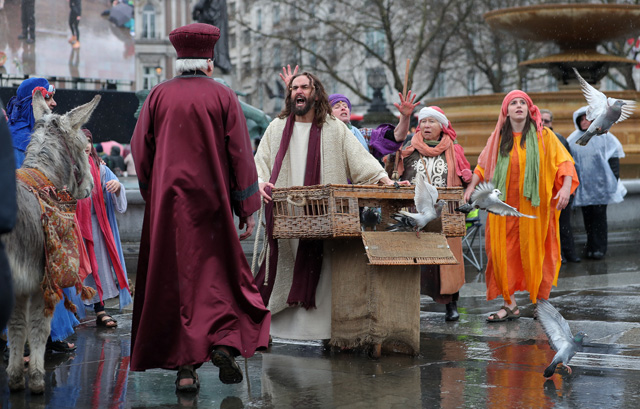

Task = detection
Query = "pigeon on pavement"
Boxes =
[360,207,382,231]
[455,182,536,218]
[572,67,636,146]
[387,172,445,237]
[536,298,586,379]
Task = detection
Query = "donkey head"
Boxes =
[24,93,101,199]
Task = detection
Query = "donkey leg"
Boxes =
[26,292,52,395]
[7,295,29,392]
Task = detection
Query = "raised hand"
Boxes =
[279,64,299,87]
[394,90,420,117]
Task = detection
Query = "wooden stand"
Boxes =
[329,239,421,357]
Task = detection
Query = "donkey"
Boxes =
[2,92,100,394]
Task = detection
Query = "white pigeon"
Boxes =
[461,181,536,218]
[387,172,446,237]
[572,67,636,146]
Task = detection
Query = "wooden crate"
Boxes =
[271,184,465,239]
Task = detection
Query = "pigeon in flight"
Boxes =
[536,298,586,379]
[387,172,445,237]
[360,207,382,231]
[572,67,636,146]
[455,182,536,218]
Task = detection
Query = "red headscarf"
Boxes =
[477,90,544,182]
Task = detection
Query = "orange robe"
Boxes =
[475,128,578,303]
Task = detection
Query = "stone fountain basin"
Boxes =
[484,4,640,49]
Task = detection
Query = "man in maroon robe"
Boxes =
[130,23,270,392]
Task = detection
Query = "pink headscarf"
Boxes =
[477,90,543,182]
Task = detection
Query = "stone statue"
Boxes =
[192,0,232,74]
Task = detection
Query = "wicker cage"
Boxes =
[271,184,465,239]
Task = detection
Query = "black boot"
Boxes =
[445,301,459,322]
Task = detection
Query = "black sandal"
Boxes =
[486,306,520,323]
[175,367,200,393]
[96,313,118,328]
[211,349,243,384]
[46,339,76,353]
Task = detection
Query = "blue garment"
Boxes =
[101,165,132,309]
[347,124,369,151]
[5,78,51,168]
[49,289,80,342]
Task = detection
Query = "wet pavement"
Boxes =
[2,242,640,408]
[0,0,134,81]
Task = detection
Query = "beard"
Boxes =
[291,94,315,117]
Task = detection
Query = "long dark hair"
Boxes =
[82,128,101,167]
[499,115,532,156]
[278,72,331,126]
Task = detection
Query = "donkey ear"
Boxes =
[32,91,51,121]
[67,95,102,130]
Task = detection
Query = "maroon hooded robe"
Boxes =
[130,72,270,371]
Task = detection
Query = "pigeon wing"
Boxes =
[536,299,575,352]
[609,98,637,123]
[470,181,495,206]
[484,200,536,218]
[414,172,438,214]
[573,68,607,120]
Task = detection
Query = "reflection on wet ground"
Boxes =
[3,307,640,408]
[2,242,640,407]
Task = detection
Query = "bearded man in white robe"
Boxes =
[254,72,404,341]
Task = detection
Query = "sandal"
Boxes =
[175,367,200,393]
[96,313,118,328]
[211,348,243,384]
[486,306,520,323]
[46,339,77,353]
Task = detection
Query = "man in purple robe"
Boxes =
[130,23,270,392]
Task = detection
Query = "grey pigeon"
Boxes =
[536,298,586,379]
[387,172,445,237]
[572,67,636,146]
[360,206,382,231]
[456,182,536,218]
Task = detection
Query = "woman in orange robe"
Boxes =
[464,91,578,322]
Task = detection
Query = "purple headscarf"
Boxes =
[328,94,352,112]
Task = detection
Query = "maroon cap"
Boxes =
[169,23,220,60]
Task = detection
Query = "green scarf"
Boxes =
[491,124,540,207]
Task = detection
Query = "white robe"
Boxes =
[254,116,388,340]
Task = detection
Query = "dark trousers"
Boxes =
[581,204,608,255]
[69,12,80,40]
[21,0,35,38]
[559,196,578,258]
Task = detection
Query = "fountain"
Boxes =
[428,3,640,178]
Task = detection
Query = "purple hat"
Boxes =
[169,23,220,60]
[328,94,352,112]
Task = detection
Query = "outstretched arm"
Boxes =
[392,91,420,142]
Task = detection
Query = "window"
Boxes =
[228,1,236,18]
[274,45,281,68]
[309,41,317,68]
[229,32,236,49]
[143,66,160,90]
[243,30,251,46]
[257,9,262,30]
[366,30,385,58]
[434,72,446,98]
[273,5,280,25]
[142,3,156,39]
[242,60,251,77]
[467,70,476,95]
